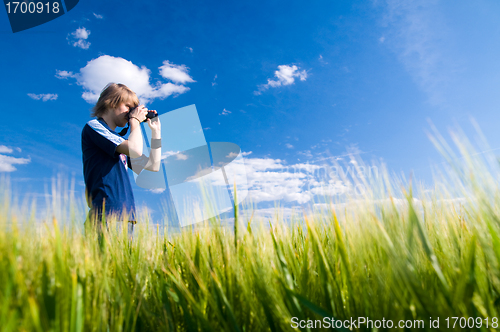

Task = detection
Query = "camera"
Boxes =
[128,109,158,122]
[146,111,158,121]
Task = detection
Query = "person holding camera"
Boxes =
[81,83,161,233]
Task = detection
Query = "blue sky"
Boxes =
[1,0,500,223]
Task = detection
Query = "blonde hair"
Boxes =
[91,83,140,118]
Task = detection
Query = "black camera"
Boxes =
[128,106,158,122]
[128,111,158,122]
[145,111,158,121]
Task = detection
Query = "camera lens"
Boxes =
[146,111,158,120]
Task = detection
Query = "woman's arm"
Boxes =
[144,117,161,172]
[116,112,145,158]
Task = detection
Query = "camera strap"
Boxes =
[118,126,128,136]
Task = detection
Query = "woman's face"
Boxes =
[113,102,134,128]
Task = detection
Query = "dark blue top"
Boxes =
[81,118,136,220]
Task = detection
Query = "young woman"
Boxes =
[81,83,161,232]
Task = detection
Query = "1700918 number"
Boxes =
[5,2,60,14]
[446,317,498,329]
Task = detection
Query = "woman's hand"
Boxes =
[129,105,148,123]
[147,110,161,138]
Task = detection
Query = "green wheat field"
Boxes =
[2,129,500,332]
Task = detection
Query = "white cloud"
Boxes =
[185,167,214,182]
[255,65,308,94]
[176,153,188,160]
[232,157,347,204]
[73,27,89,39]
[28,93,58,101]
[60,55,193,104]
[161,150,188,161]
[55,70,75,79]
[159,61,195,84]
[224,153,381,205]
[161,151,179,159]
[72,39,91,49]
[226,151,252,159]
[0,146,13,153]
[243,158,314,204]
[0,148,30,172]
[220,108,231,116]
[68,27,91,49]
[93,13,103,19]
[155,148,370,206]
[285,143,294,149]
[150,188,165,194]
[153,151,365,206]
[212,74,218,86]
